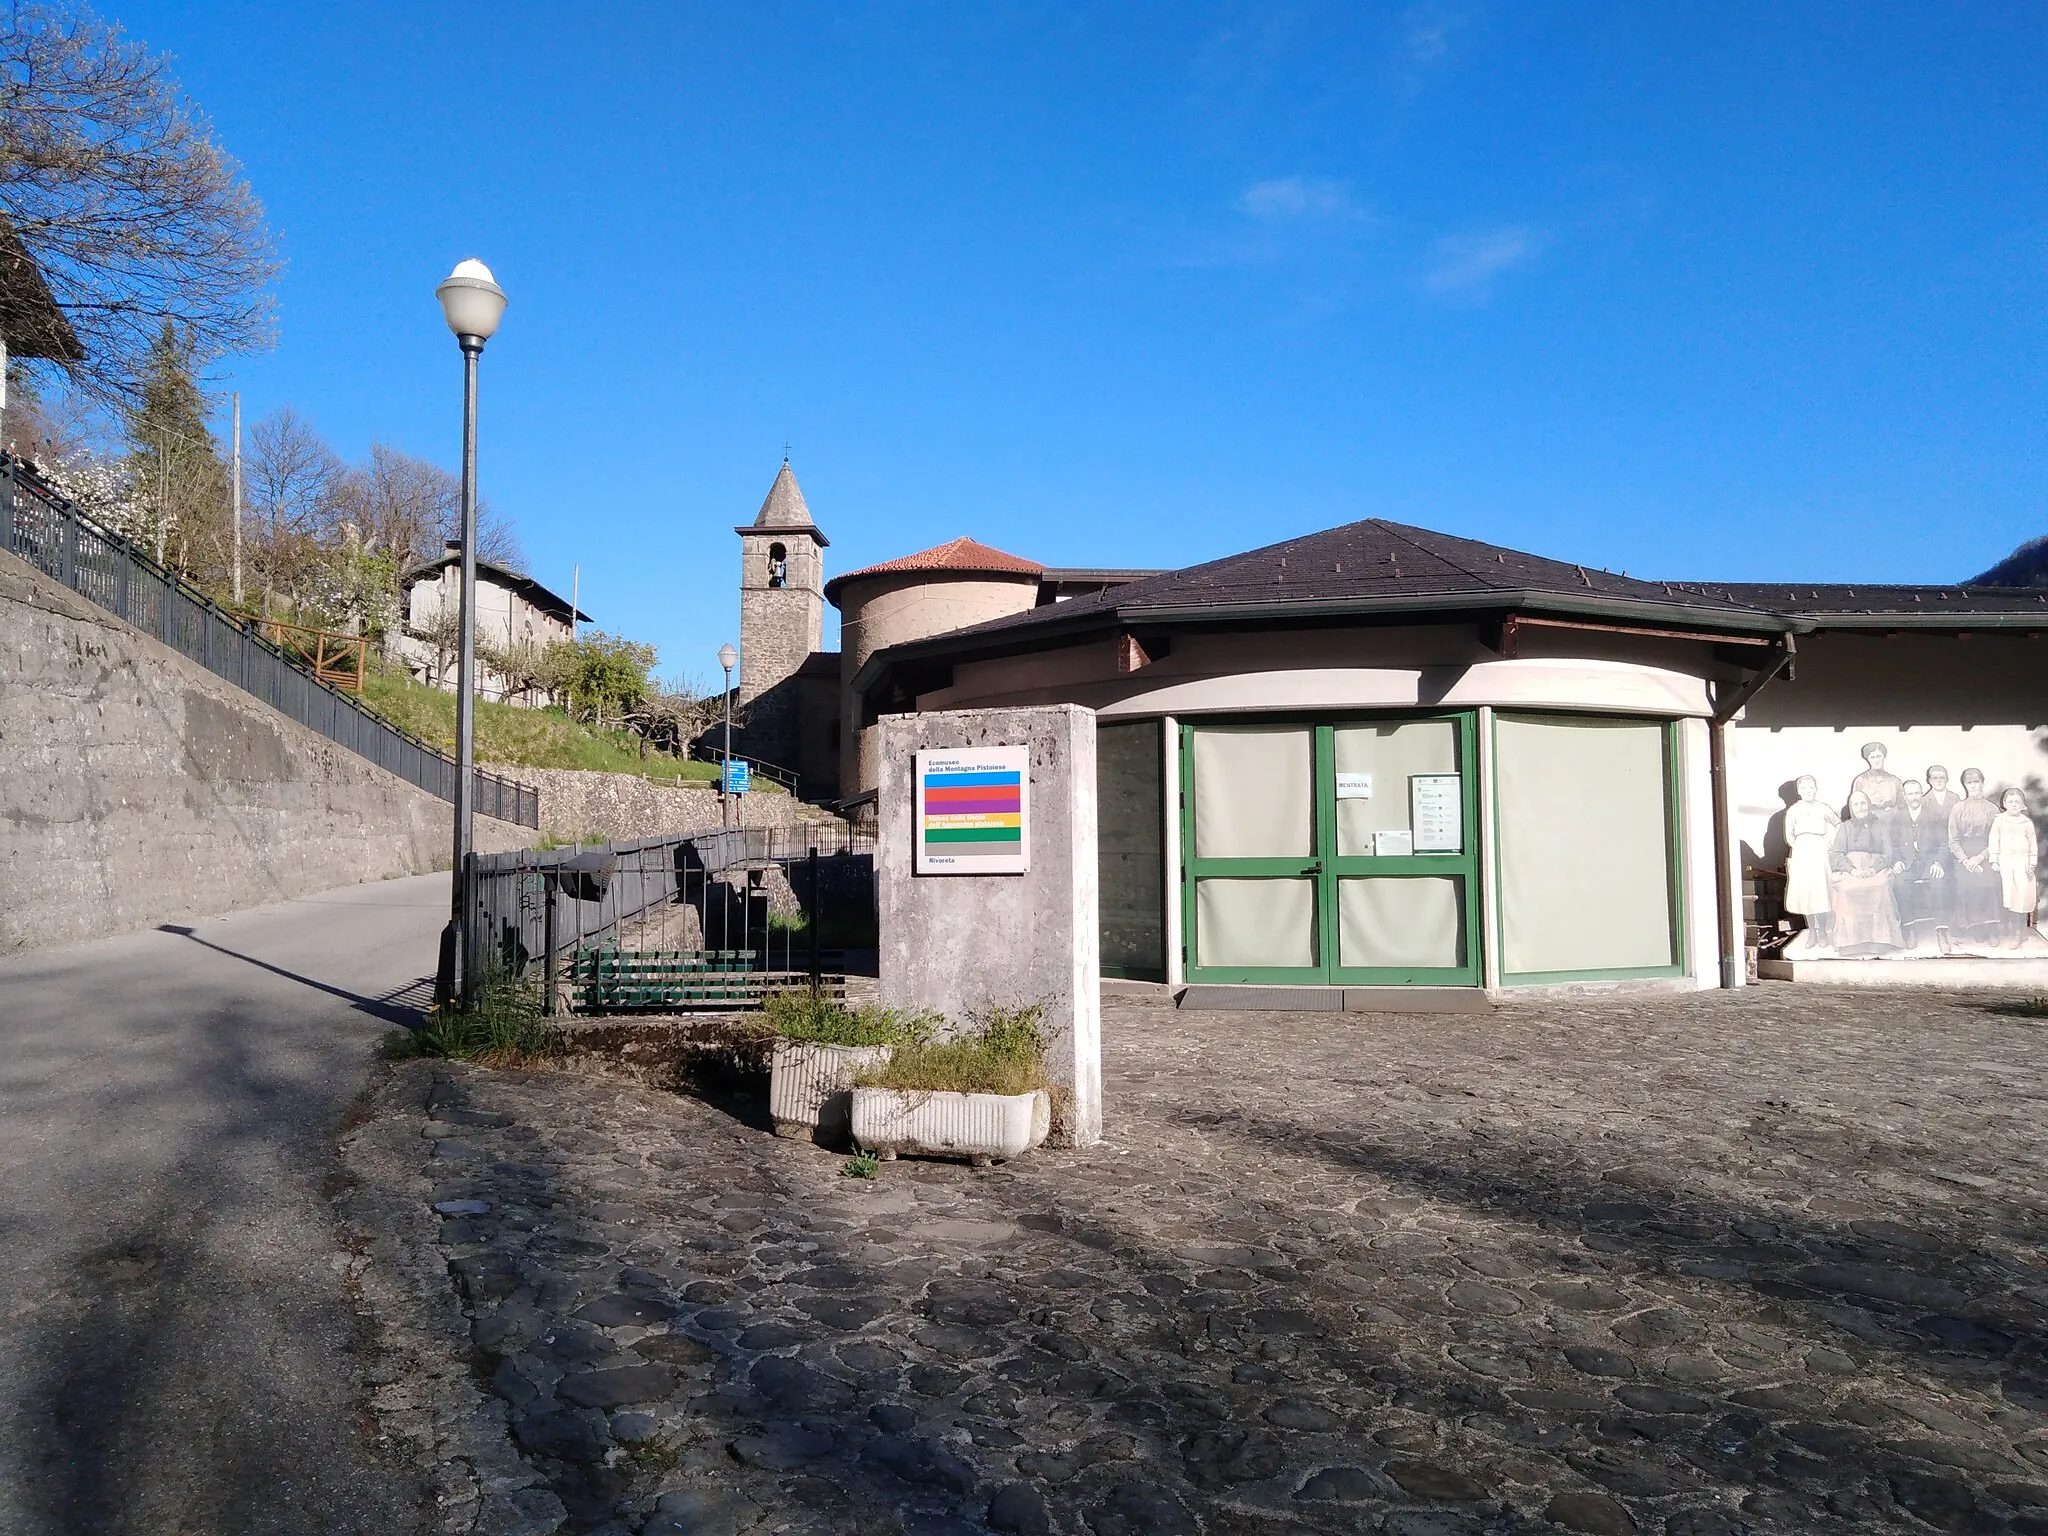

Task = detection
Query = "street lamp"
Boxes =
[718,642,738,830]
[433,258,508,1008]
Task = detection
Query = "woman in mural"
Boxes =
[1988,787,2040,949]
[1947,769,2005,945]
[1849,742,1903,814]
[1828,789,1904,953]
[1784,775,1840,949]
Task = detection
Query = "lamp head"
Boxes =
[718,643,738,673]
[436,258,507,343]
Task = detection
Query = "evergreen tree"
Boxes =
[126,321,227,580]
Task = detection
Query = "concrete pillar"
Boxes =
[877,704,1101,1146]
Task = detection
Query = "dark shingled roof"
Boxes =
[0,215,84,362]
[1715,582,2048,619]
[850,517,2048,694]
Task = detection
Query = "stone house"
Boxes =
[392,545,589,707]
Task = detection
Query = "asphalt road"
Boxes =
[0,874,452,1536]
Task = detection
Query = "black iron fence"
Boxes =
[691,740,801,795]
[468,821,876,1010]
[2,454,538,828]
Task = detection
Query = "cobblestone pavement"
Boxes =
[343,987,2048,1535]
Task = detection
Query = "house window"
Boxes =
[767,543,788,588]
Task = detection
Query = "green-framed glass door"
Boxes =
[1180,713,1482,986]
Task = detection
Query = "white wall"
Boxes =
[922,626,1721,721]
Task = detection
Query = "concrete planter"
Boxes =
[769,1042,893,1146]
[850,1086,1052,1167]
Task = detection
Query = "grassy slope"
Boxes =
[360,665,734,788]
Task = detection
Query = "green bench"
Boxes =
[571,948,846,1012]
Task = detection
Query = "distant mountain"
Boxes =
[1971,535,2048,587]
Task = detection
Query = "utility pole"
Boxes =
[230,392,243,606]
[155,427,169,566]
[570,563,580,642]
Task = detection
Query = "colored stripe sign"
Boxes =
[914,746,1031,874]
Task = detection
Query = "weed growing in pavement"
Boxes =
[383,966,562,1066]
[842,1152,880,1179]
[616,1434,682,1474]
[1982,994,2048,1021]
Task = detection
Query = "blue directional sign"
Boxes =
[722,759,751,794]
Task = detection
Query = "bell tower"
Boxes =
[736,459,829,707]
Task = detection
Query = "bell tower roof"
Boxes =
[735,460,829,545]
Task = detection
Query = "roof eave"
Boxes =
[825,563,1042,607]
[735,523,830,547]
[1782,611,2048,631]
[850,587,1803,697]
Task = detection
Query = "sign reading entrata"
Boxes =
[914,746,1031,874]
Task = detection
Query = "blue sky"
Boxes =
[115,3,2048,679]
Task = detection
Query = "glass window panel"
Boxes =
[1496,715,1674,976]
[1097,721,1164,976]
[1339,876,1463,970]
[1196,877,1316,969]
[1192,726,1312,858]
[1333,720,1459,856]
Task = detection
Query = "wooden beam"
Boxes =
[1502,613,1775,648]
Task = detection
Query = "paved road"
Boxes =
[380,986,2048,1535]
[0,874,452,1536]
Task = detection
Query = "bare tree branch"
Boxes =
[0,2,280,403]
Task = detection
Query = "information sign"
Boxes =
[914,746,1030,874]
[1335,771,1374,800]
[722,759,751,795]
[1374,829,1414,858]
[1409,773,1463,853]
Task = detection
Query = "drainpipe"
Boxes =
[1708,634,1796,988]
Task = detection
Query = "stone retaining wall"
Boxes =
[480,764,817,842]
[0,547,530,954]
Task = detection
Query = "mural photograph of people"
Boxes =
[1773,741,2046,961]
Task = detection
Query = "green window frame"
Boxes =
[1488,713,1688,986]
[1179,713,1483,987]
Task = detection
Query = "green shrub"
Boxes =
[854,1002,1049,1097]
[761,989,939,1048]
[383,967,561,1064]
[765,910,882,948]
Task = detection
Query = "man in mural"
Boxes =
[1828,789,1904,954]
[1947,768,2005,947]
[1892,778,1952,949]
[1784,774,1840,950]
[1923,764,1961,827]
[1989,786,2041,950]
[1849,742,1903,816]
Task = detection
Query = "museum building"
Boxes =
[841,518,2048,993]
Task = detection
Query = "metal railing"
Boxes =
[469,820,877,1008]
[2,454,539,828]
[692,740,801,794]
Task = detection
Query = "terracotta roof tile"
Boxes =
[825,537,1042,603]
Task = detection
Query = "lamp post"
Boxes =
[718,642,737,830]
[432,258,508,1008]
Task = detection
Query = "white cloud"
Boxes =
[1423,226,1542,300]
[1237,176,1363,222]
[1402,3,1467,66]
